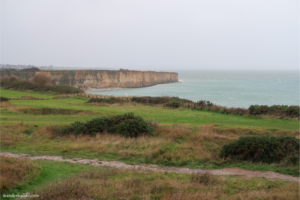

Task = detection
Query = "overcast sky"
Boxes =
[1,0,299,70]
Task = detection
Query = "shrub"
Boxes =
[0,75,10,84]
[164,100,181,108]
[0,97,9,102]
[87,97,125,104]
[29,73,55,86]
[196,100,213,108]
[0,75,21,85]
[59,113,154,137]
[0,75,22,84]
[131,96,192,104]
[219,136,299,164]
[249,105,299,118]
[248,105,269,115]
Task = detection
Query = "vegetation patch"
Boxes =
[28,167,298,200]
[17,108,95,115]
[191,172,220,185]
[0,97,9,102]
[0,156,41,193]
[194,100,248,115]
[131,96,192,104]
[219,136,299,164]
[20,67,40,72]
[164,100,181,108]
[249,105,299,118]
[29,73,55,86]
[1,122,299,176]
[131,97,299,119]
[0,75,83,94]
[10,96,47,100]
[87,97,125,104]
[54,113,155,137]
[1,81,83,94]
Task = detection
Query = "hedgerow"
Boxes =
[0,97,9,102]
[249,105,299,118]
[219,136,299,164]
[87,97,125,104]
[164,100,181,108]
[131,96,192,104]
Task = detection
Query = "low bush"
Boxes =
[0,97,9,102]
[0,75,10,84]
[196,100,214,108]
[87,97,125,104]
[219,136,299,164]
[164,100,181,108]
[131,96,192,104]
[249,105,299,118]
[58,113,154,137]
[29,73,55,86]
[19,108,93,115]
[0,75,21,85]
[194,100,248,115]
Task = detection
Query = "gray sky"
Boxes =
[1,0,299,70]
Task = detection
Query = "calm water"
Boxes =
[86,70,299,108]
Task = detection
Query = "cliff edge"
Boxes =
[1,69,178,90]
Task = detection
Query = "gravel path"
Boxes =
[1,152,299,182]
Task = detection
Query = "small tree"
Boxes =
[30,73,55,86]
[0,75,10,84]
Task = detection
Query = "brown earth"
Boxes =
[1,152,299,182]
[0,102,10,107]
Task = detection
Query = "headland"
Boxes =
[0,69,178,90]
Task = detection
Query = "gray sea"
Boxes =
[86,70,299,109]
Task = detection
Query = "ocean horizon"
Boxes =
[86,70,299,109]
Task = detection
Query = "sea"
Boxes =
[86,70,299,109]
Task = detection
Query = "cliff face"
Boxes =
[2,70,178,90]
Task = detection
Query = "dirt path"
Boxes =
[1,152,299,182]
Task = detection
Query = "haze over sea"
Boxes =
[86,70,299,109]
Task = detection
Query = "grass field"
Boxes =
[0,88,299,198]
[1,89,298,130]
[1,159,299,200]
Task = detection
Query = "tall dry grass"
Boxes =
[0,123,29,147]
[0,156,41,192]
[2,122,298,167]
[31,168,299,200]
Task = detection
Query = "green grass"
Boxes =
[2,145,298,177]
[1,89,298,131]
[1,89,299,178]
[2,159,298,200]
[0,89,55,98]
[2,98,298,130]
[2,160,97,200]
